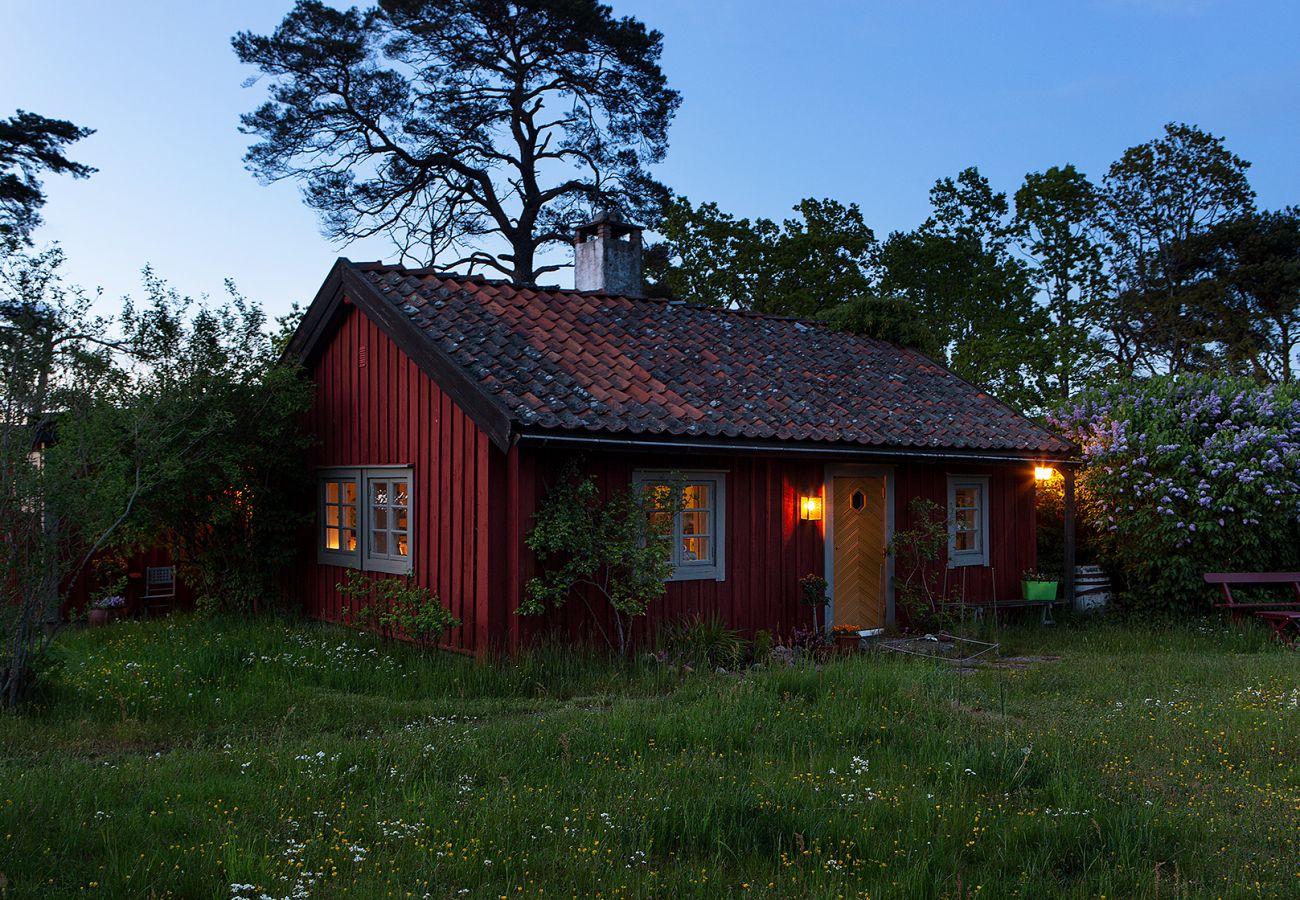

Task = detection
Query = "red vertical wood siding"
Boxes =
[495,452,1039,647]
[502,450,827,648]
[301,304,495,654]
[893,461,1038,612]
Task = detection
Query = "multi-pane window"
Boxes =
[318,467,412,574]
[366,476,410,567]
[633,471,726,582]
[322,478,358,554]
[947,476,990,567]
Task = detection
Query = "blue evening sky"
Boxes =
[4,0,1298,319]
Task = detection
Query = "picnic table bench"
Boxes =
[941,598,1062,626]
[1203,572,1300,645]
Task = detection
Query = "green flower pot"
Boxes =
[1021,580,1059,602]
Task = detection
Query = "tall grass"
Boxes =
[1,615,1295,898]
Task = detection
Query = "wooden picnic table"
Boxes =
[1203,572,1300,646]
[1253,610,1300,646]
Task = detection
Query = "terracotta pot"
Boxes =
[834,633,860,653]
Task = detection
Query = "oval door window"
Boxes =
[850,490,866,511]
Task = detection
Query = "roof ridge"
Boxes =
[360,261,833,328]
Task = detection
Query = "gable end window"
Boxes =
[632,470,726,582]
[318,467,412,574]
[947,476,990,567]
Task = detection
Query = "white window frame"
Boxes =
[317,466,413,575]
[632,470,726,582]
[947,475,990,567]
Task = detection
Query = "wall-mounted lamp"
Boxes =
[800,495,824,521]
[1034,466,1056,482]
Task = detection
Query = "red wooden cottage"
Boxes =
[284,215,1075,655]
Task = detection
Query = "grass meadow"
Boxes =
[0,615,1296,898]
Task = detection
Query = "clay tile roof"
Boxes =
[353,263,1072,455]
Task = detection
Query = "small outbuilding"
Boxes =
[284,215,1074,654]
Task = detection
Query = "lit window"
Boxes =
[633,471,726,582]
[364,474,410,573]
[322,477,358,553]
[318,467,412,574]
[947,476,990,567]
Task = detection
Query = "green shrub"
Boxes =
[336,569,460,642]
[889,497,957,630]
[657,613,746,670]
[1052,377,1300,614]
[521,465,675,655]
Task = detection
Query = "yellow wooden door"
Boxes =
[832,476,886,628]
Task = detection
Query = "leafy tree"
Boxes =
[652,196,874,316]
[763,199,876,317]
[639,238,678,299]
[234,0,679,282]
[819,292,938,355]
[1014,164,1108,399]
[650,198,771,308]
[113,272,315,614]
[879,168,1049,412]
[521,466,675,655]
[0,241,118,705]
[0,110,95,243]
[0,246,311,705]
[1171,208,1300,382]
[1096,123,1255,375]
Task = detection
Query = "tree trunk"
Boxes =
[512,235,537,286]
[613,612,627,658]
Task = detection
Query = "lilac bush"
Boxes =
[1050,377,1300,612]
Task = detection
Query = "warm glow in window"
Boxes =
[635,472,726,582]
[953,486,980,552]
[678,483,713,564]
[318,467,412,573]
[368,477,410,560]
[323,479,358,552]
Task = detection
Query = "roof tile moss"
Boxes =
[356,264,1073,455]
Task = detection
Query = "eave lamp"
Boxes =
[800,494,824,521]
[1034,466,1056,482]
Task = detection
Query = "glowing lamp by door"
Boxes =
[800,495,824,521]
[1034,466,1056,482]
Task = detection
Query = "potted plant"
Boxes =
[831,623,863,652]
[1021,569,1059,602]
[799,573,829,633]
[89,594,126,627]
[89,558,129,627]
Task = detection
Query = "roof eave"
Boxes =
[516,428,1079,465]
[284,258,515,452]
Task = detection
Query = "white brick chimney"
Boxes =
[573,210,644,297]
